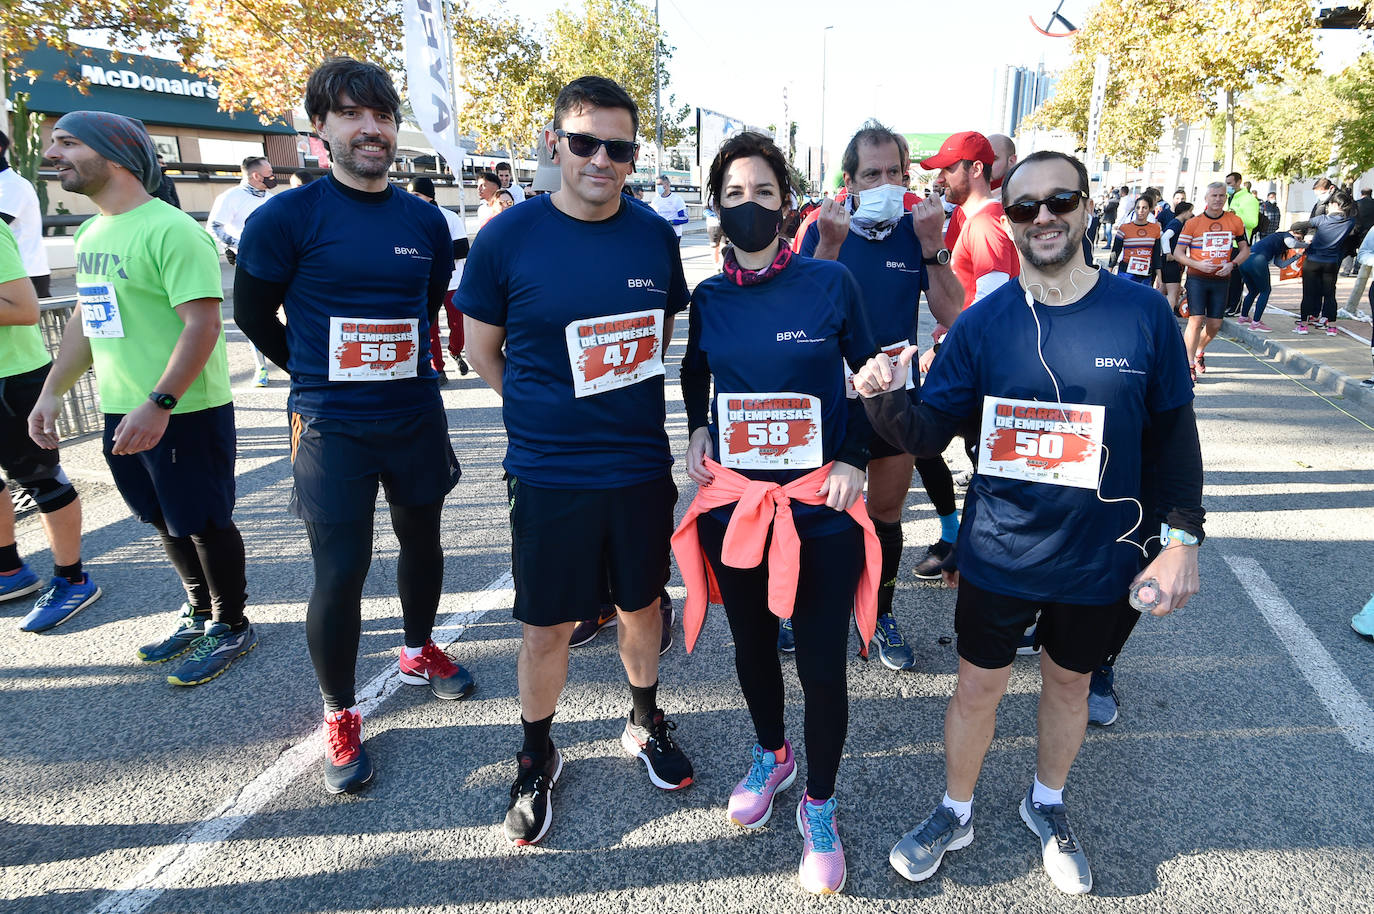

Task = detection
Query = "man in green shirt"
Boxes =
[0,221,99,630]
[31,111,256,685]
[1225,172,1262,316]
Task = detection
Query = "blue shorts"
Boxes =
[1186,275,1230,319]
[289,408,459,523]
[104,403,237,537]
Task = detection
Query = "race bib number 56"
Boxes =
[329,317,419,381]
[978,395,1104,489]
[564,308,664,398]
[717,392,823,470]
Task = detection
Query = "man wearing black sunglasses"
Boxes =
[851,150,1202,896]
[459,75,694,848]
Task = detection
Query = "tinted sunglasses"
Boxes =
[1004,191,1087,224]
[555,129,639,163]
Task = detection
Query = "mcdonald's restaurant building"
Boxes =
[8,44,303,217]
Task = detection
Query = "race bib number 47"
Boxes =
[564,308,664,398]
[717,392,823,470]
[329,317,419,381]
[978,395,1104,490]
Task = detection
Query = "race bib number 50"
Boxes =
[717,392,822,470]
[329,317,419,381]
[978,395,1104,489]
[564,308,664,398]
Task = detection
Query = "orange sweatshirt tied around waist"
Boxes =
[671,459,881,657]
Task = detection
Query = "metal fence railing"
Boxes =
[38,297,103,440]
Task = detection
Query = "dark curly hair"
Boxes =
[706,132,791,211]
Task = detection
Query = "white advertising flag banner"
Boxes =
[404,0,468,238]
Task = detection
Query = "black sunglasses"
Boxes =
[555,130,639,164]
[1004,191,1087,224]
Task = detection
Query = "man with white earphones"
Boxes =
[852,150,1203,896]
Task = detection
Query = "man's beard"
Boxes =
[1015,219,1080,269]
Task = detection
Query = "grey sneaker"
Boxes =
[137,603,209,663]
[889,803,973,882]
[872,614,915,670]
[1087,666,1119,727]
[1019,787,1093,894]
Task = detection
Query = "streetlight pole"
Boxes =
[820,25,833,192]
[654,0,663,179]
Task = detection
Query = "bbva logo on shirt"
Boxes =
[1095,357,1130,368]
[777,329,826,343]
[393,245,432,260]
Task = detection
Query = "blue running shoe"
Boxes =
[1352,593,1374,642]
[873,614,915,670]
[1087,666,1118,727]
[777,618,796,653]
[167,621,258,686]
[20,574,102,632]
[137,604,209,663]
[0,563,42,604]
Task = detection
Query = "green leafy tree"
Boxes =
[7,93,48,217]
[545,0,691,148]
[453,8,555,163]
[1332,52,1374,178]
[1033,0,1318,168]
[1,1,196,82]
[1236,81,1340,181]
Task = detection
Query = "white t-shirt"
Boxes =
[0,167,51,278]
[650,191,689,237]
[437,205,466,291]
[502,181,526,202]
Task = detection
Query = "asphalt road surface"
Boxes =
[3,233,1372,914]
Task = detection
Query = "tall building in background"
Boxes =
[994,64,1056,137]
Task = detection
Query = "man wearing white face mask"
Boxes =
[800,121,962,669]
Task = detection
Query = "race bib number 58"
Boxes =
[329,317,419,381]
[978,395,1104,489]
[564,308,664,398]
[717,392,823,470]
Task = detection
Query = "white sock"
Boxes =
[326,705,360,721]
[942,792,973,825]
[1032,775,1064,807]
[402,644,424,659]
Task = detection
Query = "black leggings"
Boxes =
[697,513,865,801]
[154,518,247,626]
[1300,259,1341,321]
[913,456,957,517]
[305,500,445,711]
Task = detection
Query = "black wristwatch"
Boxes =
[922,248,951,266]
[148,391,178,411]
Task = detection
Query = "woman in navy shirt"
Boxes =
[1289,192,1357,335]
[678,131,876,894]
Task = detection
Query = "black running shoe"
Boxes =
[621,710,694,790]
[505,745,562,846]
[912,541,954,580]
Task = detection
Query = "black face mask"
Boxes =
[262,175,278,189]
[719,200,782,253]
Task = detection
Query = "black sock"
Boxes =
[0,543,20,573]
[520,713,553,759]
[874,519,903,618]
[54,560,83,584]
[630,680,659,727]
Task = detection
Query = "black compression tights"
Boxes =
[697,513,865,801]
[305,500,445,711]
[913,456,957,517]
[153,518,247,626]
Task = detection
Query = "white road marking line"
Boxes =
[84,571,514,914]
[1226,555,1374,755]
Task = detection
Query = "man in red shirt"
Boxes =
[921,132,1020,312]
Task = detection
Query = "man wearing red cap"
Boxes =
[922,132,1020,312]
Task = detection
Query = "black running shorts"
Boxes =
[1186,275,1230,320]
[0,364,77,514]
[507,473,676,626]
[954,574,1136,674]
[289,408,460,523]
[103,403,237,537]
